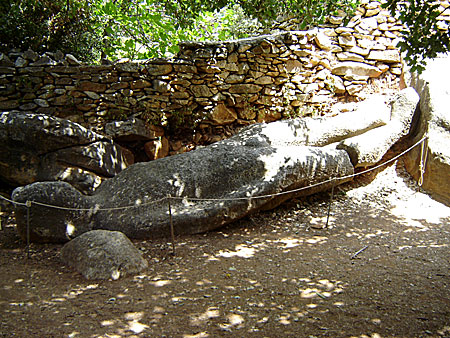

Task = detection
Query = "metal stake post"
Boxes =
[167,195,176,255]
[26,200,32,259]
[325,179,336,228]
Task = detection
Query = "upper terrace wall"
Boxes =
[0,0,449,155]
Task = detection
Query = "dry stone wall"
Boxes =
[1,0,449,159]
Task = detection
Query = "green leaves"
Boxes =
[383,0,450,73]
[0,0,103,62]
[89,0,190,59]
[237,0,360,29]
[4,0,447,69]
[83,0,363,61]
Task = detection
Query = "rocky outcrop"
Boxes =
[61,230,148,280]
[11,88,419,243]
[0,112,133,193]
[403,54,450,206]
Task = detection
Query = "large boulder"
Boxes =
[11,89,418,242]
[403,54,450,205]
[0,112,133,193]
[61,230,148,280]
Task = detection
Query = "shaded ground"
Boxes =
[1,159,450,338]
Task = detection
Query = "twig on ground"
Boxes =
[351,245,369,259]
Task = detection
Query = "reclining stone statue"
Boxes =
[12,88,419,243]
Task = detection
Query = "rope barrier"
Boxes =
[418,134,429,186]
[0,135,428,211]
[0,194,27,207]
[169,135,428,203]
[0,194,168,212]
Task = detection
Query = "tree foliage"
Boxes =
[383,0,450,73]
[92,0,182,59]
[1,0,448,69]
[0,0,103,62]
[238,0,360,27]
[0,0,361,61]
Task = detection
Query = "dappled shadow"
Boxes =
[2,159,450,337]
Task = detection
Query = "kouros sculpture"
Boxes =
[12,88,419,243]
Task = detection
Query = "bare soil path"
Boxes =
[1,159,450,338]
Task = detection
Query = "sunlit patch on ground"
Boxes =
[216,244,256,258]
[389,193,450,227]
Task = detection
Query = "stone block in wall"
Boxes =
[19,103,38,110]
[114,61,142,73]
[0,67,15,74]
[33,99,49,108]
[338,34,357,47]
[76,104,96,112]
[225,74,245,84]
[228,83,263,94]
[153,80,171,93]
[99,75,118,83]
[224,63,239,72]
[0,84,16,96]
[145,63,173,75]
[285,60,303,73]
[78,81,107,92]
[255,76,274,85]
[172,91,190,100]
[30,56,56,66]
[173,64,197,73]
[15,57,28,67]
[130,79,151,89]
[257,108,282,123]
[49,95,72,106]
[0,53,14,66]
[84,91,101,100]
[17,67,44,75]
[108,82,129,91]
[69,90,85,98]
[345,45,371,56]
[192,85,214,97]
[337,52,366,62]
[332,61,382,78]
[50,66,81,74]
[79,65,113,74]
[0,100,19,109]
[237,107,257,120]
[65,54,81,65]
[367,49,401,63]
[55,77,73,85]
[210,103,237,124]
[314,32,334,50]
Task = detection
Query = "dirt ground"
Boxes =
[1,158,450,338]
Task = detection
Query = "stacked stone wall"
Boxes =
[0,0,449,158]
